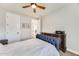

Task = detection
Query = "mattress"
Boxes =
[0,39,59,56]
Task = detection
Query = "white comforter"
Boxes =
[0,39,59,56]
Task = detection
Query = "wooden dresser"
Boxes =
[41,31,66,52]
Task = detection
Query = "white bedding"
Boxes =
[0,39,59,56]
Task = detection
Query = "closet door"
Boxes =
[20,16,31,40]
[0,9,6,40]
[6,12,20,43]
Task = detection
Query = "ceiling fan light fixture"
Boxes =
[32,4,36,8]
[22,3,46,13]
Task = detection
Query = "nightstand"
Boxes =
[0,39,8,45]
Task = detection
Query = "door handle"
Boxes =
[6,32,8,34]
[17,32,19,34]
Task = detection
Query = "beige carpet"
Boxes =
[59,51,79,56]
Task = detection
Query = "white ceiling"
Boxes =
[0,3,69,18]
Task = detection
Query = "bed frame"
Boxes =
[41,31,66,52]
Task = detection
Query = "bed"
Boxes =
[0,38,60,56]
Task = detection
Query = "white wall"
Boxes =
[42,4,79,53]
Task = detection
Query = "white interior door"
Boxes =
[6,12,20,43]
[31,19,40,38]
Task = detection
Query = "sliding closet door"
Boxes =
[20,16,31,40]
[6,12,20,43]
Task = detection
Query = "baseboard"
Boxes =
[67,48,79,55]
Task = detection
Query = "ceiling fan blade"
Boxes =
[22,5,30,8]
[33,8,36,13]
[36,4,46,9]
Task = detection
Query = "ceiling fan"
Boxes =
[22,3,46,13]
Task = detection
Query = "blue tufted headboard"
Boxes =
[36,34,61,51]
